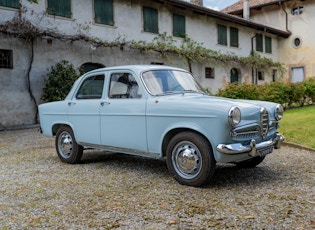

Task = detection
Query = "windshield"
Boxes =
[142,70,204,96]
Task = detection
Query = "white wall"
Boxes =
[0,0,281,127]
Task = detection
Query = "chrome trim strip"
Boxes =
[216,133,284,157]
[79,142,161,158]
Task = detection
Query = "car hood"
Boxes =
[159,93,275,109]
[151,93,278,120]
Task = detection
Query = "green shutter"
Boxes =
[0,0,19,8]
[256,34,263,52]
[94,0,114,25]
[218,24,227,46]
[230,27,239,47]
[143,6,158,33]
[47,0,71,18]
[173,14,185,38]
[265,36,272,53]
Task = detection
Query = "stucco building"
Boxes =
[0,0,290,128]
[223,0,315,83]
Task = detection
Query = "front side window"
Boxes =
[265,36,272,53]
[109,73,142,99]
[94,0,114,26]
[256,34,263,52]
[0,49,13,69]
[47,0,72,18]
[0,0,19,9]
[76,75,105,99]
[230,27,239,48]
[143,6,158,34]
[217,24,227,46]
[173,14,185,38]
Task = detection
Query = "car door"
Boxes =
[100,71,147,154]
[67,74,105,145]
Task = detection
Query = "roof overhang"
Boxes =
[152,0,291,38]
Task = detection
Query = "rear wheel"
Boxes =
[166,131,215,187]
[55,126,83,164]
[236,156,265,168]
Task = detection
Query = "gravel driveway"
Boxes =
[0,128,314,229]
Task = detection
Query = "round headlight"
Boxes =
[228,107,241,127]
[275,104,284,121]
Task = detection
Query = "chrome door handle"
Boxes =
[100,102,110,106]
[68,102,76,106]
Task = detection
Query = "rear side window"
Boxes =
[109,73,142,98]
[76,75,104,99]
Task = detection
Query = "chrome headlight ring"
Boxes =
[228,107,241,127]
[275,104,284,121]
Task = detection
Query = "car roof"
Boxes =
[86,64,188,75]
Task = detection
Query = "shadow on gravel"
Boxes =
[207,164,277,188]
[77,150,277,188]
[80,150,169,175]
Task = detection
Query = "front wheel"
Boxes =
[166,131,216,187]
[55,126,83,164]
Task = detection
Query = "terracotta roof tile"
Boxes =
[222,0,283,14]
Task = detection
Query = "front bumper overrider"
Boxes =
[216,133,284,157]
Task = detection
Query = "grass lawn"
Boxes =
[279,105,315,149]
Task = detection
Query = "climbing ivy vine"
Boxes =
[0,15,285,75]
[0,11,286,126]
[130,33,285,75]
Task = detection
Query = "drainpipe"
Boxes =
[251,35,257,84]
[279,0,290,32]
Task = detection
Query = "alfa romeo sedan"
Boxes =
[39,65,284,186]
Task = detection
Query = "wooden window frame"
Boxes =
[265,36,272,53]
[217,24,227,46]
[0,0,19,9]
[0,49,13,69]
[173,13,185,38]
[47,0,72,18]
[143,6,158,34]
[230,27,239,48]
[94,0,114,26]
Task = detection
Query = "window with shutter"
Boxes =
[230,27,239,48]
[143,6,158,34]
[0,49,13,69]
[256,34,263,52]
[94,0,114,26]
[173,14,185,38]
[265,36,272,53]
[0,0,19,9]
[217,24,227,46]
[47,0,72,18]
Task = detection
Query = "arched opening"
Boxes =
[80,62,105,74]
[230,68,240,83]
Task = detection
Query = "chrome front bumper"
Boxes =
[216,133,284,157]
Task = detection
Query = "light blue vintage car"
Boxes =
[39,65,284,186]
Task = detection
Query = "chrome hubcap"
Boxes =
[58,131,73,159]
[172,141,202,179]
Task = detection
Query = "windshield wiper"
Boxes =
[156,91,182,96]
[181,90,206,95]
[156,90,205,96]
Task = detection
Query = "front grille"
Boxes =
[231,107,271,141]
[261,108,269,137]
[231,124,261,140]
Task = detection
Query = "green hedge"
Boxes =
[216,78,315,109]
[41,60,80,102]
